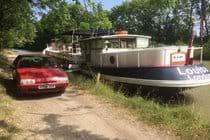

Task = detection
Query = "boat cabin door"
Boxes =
[81,41,91,64]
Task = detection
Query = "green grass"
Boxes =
[204,61,210,68]
[0,51,19,139]
[185,61,210,123]
[0,87,18,140]
[68,73,210,140]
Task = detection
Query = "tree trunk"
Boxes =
[204,18,209,38]
[189,0,194,37]
[188,0,195,39]
[200,0,205,47]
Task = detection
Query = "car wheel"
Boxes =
[15,88,23,98]
[58,90,65,95]
[15,82,23,98]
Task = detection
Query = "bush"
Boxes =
[194,40,210,60]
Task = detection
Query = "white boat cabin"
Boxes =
[80,34,196,68]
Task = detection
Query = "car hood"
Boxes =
[17,68,67,79]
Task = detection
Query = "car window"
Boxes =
[17,56,58,68]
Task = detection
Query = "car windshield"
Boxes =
[18,56,58,68]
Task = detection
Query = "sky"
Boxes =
[34,0,126,20]
[92,0,126,10]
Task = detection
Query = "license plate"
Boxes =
[38,85,56,89]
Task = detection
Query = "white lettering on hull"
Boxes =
[177,66,210,80]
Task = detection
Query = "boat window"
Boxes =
[73,43,80,53]
[136,37,149,48]
[96,40,103,49]
[120,40,127,48]
[80,42,84,48]
[120,39,136,48]
[104,39,120,48]
[104,38,136,48]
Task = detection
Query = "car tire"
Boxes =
[16,88,23,98]
[58,90,65,95]
[15,82,23,98]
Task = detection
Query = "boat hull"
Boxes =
[86,64,210,88]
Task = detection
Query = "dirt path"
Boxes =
[11,86,174,140]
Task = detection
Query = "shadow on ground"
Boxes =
[110,82,194,106]
[27,113,119,140]
[0,120,21,140]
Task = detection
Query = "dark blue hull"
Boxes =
[86,64,210,88]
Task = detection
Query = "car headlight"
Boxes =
[20,79,36,85]
[53,77,69,83]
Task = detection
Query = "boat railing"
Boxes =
[98,47,203,68]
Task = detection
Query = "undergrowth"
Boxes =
[0,51,19,139]
[68,72,210,140]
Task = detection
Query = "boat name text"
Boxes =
[177,66,209,75]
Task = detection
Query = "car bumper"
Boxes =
[18,83,68,94]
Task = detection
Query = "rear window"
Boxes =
[17,56,58,68]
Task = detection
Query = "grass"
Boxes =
[68,72,210,140]
[204,61,210,68]
[0,86,19,140]
[194,40,210,60]
[185,61,210,122]
[0,51,20,139]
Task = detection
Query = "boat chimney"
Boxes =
[185,39,193,65]
[115,30,128,35]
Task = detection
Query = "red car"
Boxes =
[11,54,69,96]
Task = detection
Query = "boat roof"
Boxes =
[80,34,152,41]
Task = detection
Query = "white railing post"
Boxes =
[100,54,102,67]
[137,51,140,68]
[164,48,167,65]
[200,47,203,63]
[116,53,119,68]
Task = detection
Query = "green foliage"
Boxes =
[203,39,210,60]
[68,73,210,140]
[0,0,36,48]
[39,1,112,33]
[27,1,112,51]
[0,52,20,139]
[87,2,112,29]
[110,0,195,44]
[40,2,78,34]
[194,38,210,60]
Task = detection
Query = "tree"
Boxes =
[87,1,112,29]
[27,0,112,51]
[110,0,196,44]
[0,0,36,49]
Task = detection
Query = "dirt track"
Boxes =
[11,86,174,140]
